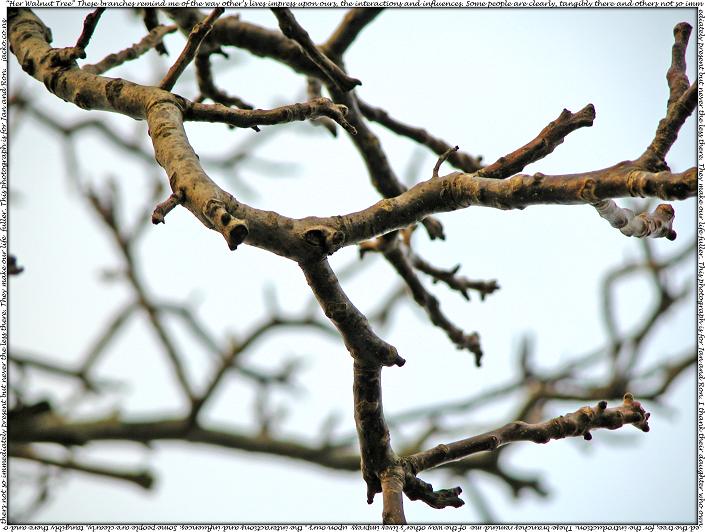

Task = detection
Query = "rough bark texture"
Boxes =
[8,8,696,524]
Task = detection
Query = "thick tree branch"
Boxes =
[300,259,405,368]
[380,465,406,524]
[337,164,695,249]
[9,417,361,472]
[353,363,396,504]
[640,82,697,168]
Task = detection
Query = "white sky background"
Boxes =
[8,6,698,524]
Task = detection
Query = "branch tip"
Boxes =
[433,145,459,178]
[152,190,184,224]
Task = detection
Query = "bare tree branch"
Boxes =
[271,8,361,92]
[159,7,224,91]
[83,24,177,75]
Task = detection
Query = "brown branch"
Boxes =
[381,234,483,365]
[15,15,692,263]
[300,259,405,368]
[411,255,499,302]
[353,363,396,505]
[10,445,154,490]
[639,352,695,400]
[478,104,596,179]
[322,8,384,59]
[84,183,195,401]
[338,164,695,249]
[9,254,24,275]
[271,8,361,92]
[83,24,177,75]
[403,475,464,510]
[185,97,356,134]
[80,301,137,374]
[189,314,335,422]
[407,394,650,474]
[9,416,361,472]
[641,82,697,168]
[358,100,482,173]
[666,23,692,107]
[9,352,108,391]
[74,8,105,51]
[306,76,337,136]
[433,145,459,178]
[141,8,168,55]
[159,7,224,91]
[639,23,696,168]
[151,189,184,224]
[194,54,253,110]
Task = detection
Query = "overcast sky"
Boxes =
[9,7,697,524]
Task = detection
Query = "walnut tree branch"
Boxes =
[406,394,650,474]
[83,24,177,76]
[477,104,596,179]
[74,8,105,52]
[159,7,224,91]
[10,445,154,490]
[358,99,482,173]
[322,8,384,59]
[271,8,361,92]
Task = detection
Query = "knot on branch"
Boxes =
[203,200,249,250]
[47,46,85,67]
[307,97,357,135]
[303,225,345,255]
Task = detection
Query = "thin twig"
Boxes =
[358,100,482,173]
[74,8,106,51]
[10,446,154,489]
[322,8,384,59]
[159,8,224,91]
[84,24,177,75]
[272,8,361,92]
[194,54,254,109]
[185,97,356,134]
[477,104,596,179]
[381,234,483,365]
[141,8,169,55]
[407,394,650,473]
